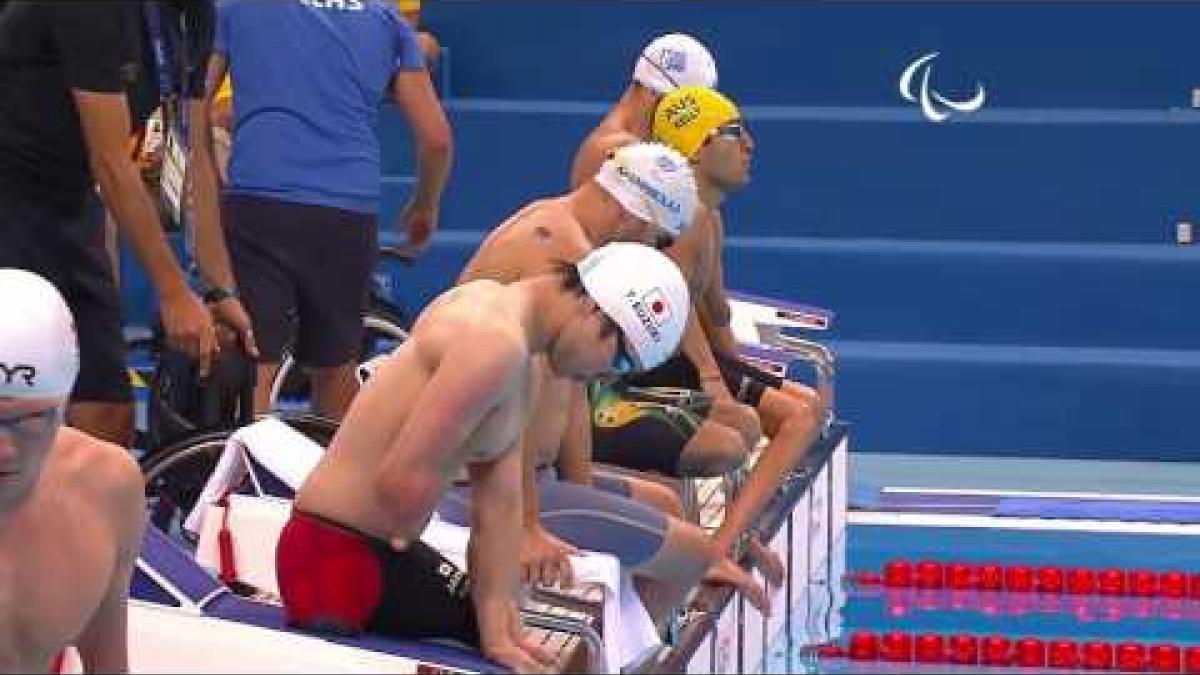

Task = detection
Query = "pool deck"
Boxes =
[852,452,1200,500]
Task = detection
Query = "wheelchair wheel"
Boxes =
[268,300,409,412]
[140,413,340,545]
[142,431,230,545]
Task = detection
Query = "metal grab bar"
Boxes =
[522,608,607,674]
[749,326,837,428]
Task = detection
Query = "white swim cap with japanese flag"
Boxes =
[577,242,690,372]
[593,141,697,237]
[0,269,79,398]
[633,33,718,95]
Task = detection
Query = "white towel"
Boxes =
[183,416,324,535]
[420,518,662,671]
[183,416,662,669]
[197,497,660,671]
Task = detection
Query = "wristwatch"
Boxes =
[202,286,238,304]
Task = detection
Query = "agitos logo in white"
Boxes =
[899,52,986,123]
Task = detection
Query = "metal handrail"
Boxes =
[751,325,837,425]
[522,608,607,674]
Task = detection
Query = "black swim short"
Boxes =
[624,351,785,407]
[276,509,479,647]
[589,380,710,478]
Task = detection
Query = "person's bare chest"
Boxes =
[0,509,115,669]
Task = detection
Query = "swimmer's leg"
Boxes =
[711,369,824,588]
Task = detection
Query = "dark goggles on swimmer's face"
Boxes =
[0,407,60,439]
[611,334,638,375]
[703,121,748,147]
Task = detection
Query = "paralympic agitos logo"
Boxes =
[899,52,986,123]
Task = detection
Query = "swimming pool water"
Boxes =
[764,522,1200,673]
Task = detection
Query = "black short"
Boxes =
[224,193,377,367]
[277,509,479,647]
[0,186,131,403]
[624,351,785,407]
[589,380,709,478]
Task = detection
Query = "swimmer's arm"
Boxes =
[520,431,543,527]
[699,291,739,357]
[557,384,593,486]
[375,342,522,539]
[569,130,640,189]
[696,212,739,355]
[466,443,525,651]
[75,451,147,674]
[73,96,192,305]
[681,306,734,399]
[391,69,453,211]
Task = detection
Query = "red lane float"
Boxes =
[832,632,1200,673]
[855,560,1200,600]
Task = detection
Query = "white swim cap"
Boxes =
[632,33,718,95]
[0,269,79,399]
[593,141,698,237]
[577,242,690,372]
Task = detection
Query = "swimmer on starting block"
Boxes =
[570,33,764,484]
[0,269,146,673]
[280,243,691,674]
[455,141,769,622]
[570,33,719,188]
[592,86,828,586]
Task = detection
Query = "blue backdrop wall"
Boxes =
[127,2,1200,461]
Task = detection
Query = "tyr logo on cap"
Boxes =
[0,363,36,388]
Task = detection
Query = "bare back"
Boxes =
[295,281,535,542]
[458,200,597,467]
[459,198,594,286]
[0,430,143,673]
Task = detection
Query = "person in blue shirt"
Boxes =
[208,0,453,420]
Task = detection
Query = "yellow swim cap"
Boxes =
[652,86,741,160]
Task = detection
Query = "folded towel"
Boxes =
[183,416,323,535]
[420,517,661,672]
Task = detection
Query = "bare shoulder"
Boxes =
[529,200,593,262]
[55,428,144,520]
[425,283,530,367]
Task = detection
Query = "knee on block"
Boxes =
[677,422,749,477]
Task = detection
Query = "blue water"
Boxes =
[766,523,1200,673]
